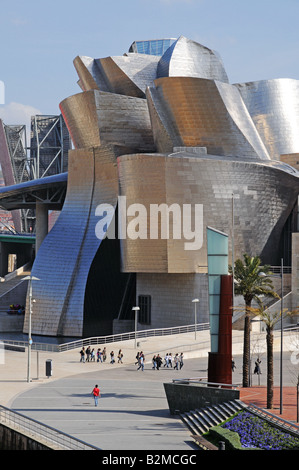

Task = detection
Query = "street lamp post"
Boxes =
[132,306,140,349]
[280,258,284,415]
[23,274,40,383]
[192,299,199,340]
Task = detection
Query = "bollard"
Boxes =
[219,441,225,450]
[45,359,52,378]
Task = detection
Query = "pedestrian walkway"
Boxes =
[240,386,299,424]
[0,329,298,449]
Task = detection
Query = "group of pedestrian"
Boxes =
[80,346,123,364]
[80,346,97,362]
[152,352,184,370]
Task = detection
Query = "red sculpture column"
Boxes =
[208,274,233,385]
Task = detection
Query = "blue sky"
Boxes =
[1,0,299,130]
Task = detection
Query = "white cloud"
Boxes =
[11,17,28,26]
[0,102,41,142]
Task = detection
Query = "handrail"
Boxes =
[59,322,210,352]
[1,322,210,353]
[0,405,99,450]
[171,378,241,389]
[270,265,292,274]
[247,403,299,437]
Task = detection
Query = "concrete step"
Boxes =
[0,272,30,332]
[181,412,208,435]
[180,400,245,436]
[0,275,29,301]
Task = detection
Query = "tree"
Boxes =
[245,303,298,409]
[229,254,278,388]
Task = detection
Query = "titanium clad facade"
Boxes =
[157,36,229,83]
[73,56,110,92]
[23,145,126,337]
[60,90,155,152]
[235,79,299,160]
[118,152,299,274]
[146,77,270,159]
[74,54,160,98]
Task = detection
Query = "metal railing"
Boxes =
[172,378,241,389]
[270,265,292,274]
[0,405,99,450]
[247,404,299,437]
[1,322,210,353]
[58,322,210,352]
[1,339,60,352]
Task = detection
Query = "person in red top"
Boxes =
[92,384,100,406]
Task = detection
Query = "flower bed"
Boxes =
[222,411,299,450]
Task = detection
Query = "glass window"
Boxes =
[138,295,151,324]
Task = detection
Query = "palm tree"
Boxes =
[229,254,278,388]
[246,302,298,409]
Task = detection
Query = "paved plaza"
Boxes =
[1,329,299,450]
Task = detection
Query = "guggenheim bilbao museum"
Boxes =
[8,36,299,338]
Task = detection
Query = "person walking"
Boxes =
[86,346,91,362]
[164,353,169,368]
[102,347,107,362]
[79,347,85,363]
[110,351,115,364]
[156,354,162,370]
[254,357,262,375]
[97,348,102,363]
[135,351,140,365]
[137,352,144,371]
[179,352,184,369]
[91,384,100,406]
[90,348,95,362]
[174,353,179,370]
[118,349,123,363]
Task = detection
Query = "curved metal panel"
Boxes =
[23,145,121,337]
[74,53,159,98]
[97,55,160,98]
[157,36,229,83]
[118,152,299,273]
[97,57,145,98]
[60,91,100,149]
[73,56,110,92]
[146,77,270,160]
[235,79,299,160]
[60,90,155,152]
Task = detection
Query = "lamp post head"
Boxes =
[22,275,40,281]
[192,298,199,303]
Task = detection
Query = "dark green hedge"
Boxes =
[208,426,245,450]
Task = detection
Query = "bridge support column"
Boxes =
[35,203,48,254]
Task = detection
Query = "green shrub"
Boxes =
[208,425,243,450]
